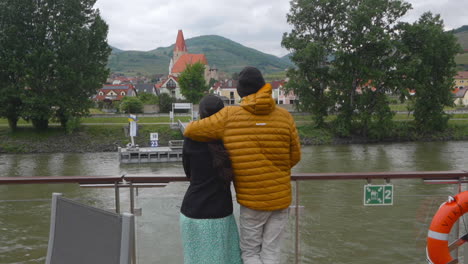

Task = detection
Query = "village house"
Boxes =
[158,30,218,100]
[158,75,182,99]
[211,79,298,107]
[134,83,158,96]
[453,87,468,106]
[210,79,240,105]
[94,84,137,103]
[109,76,138,85]
[454,71,468,89]
[270,80,298,105]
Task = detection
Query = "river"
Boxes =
[0,141,466,263]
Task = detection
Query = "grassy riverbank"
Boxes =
[3,119,468,153]
[0,125,183,153]
[0,116,193,125]
[299,120,468,145]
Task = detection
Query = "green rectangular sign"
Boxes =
[364,184,393,206]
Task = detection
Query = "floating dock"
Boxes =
[118,140,183,163]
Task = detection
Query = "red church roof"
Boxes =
[174,30,187,52]
[171,54,208,73]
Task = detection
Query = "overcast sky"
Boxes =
[95,0,468,57]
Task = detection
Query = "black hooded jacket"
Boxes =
[180,137,234,219]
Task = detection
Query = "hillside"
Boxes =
[454,25,468,68]
[107,35,293,76]
[108,27,468,76]
[455,31,468,51]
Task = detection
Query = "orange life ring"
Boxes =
[427,191,468,264]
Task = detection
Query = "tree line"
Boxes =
[0,0,110,130]
[282,0,461,137]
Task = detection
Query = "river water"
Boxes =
[0,141,467,263]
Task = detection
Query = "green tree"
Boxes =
[208,78,217,89]
[12,0,110,130]
[399,13,461,132]
[119,97,143,114]
[178,62,209,103]
[282,0,348,128]
[283,0,410,136]
[331,0,410,137]
[139,93,159,105]
[53,11,111,128]
[0,0,32,130]
[158,93,175,113]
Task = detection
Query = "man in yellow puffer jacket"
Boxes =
[184,66,301,264]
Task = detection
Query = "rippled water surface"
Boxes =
[1,141,467,263]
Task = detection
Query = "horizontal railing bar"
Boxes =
[424,179,468,184]
[0,176,124,184]
[291,171,468,180]
[0,171,466,185]
[80,183,168,188]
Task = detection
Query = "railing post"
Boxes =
[295,180,300,264]
[129,182,137,264]
[130,182,135,214]
[114,181,120,214]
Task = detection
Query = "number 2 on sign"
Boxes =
[385,189,392,200]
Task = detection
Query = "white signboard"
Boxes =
[173,103,192,109]
[129,121,137,137]
[150,133,159,141]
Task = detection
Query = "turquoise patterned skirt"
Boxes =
[180,213,242,264]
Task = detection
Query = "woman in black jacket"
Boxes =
[179,95,242,264]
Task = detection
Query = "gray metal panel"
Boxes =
[120,213,134,264]
[46,193,62,264]
[49,196,123,264]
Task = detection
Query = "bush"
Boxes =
[119,97,143,114]
[139,93,159,104]
[112,101,121,112]
[159,93,175,113]
[65,117,81,134]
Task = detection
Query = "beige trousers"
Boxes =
[239,205,289,264]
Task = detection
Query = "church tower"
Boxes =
[173,30,188,64]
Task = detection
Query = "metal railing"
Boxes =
[177,119,186,133]
[1,170,468,264]
[2,170,466,185]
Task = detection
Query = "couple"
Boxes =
[180,66,301,264]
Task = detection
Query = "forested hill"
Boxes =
[453,25,468,50]
[107,35,293,76]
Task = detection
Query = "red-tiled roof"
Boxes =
[159,75,180,90]
[270,80,286,89]
[171,54,208,73]
[211,82,222,90]
[455,71,468,79]
[174,30,187,53]
[94,85,135,101]
[168,75,179,81]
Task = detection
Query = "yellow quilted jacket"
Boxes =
[184,83,301,211]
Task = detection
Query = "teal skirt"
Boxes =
[180,213,242,264]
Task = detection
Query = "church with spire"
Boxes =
[158,30,218,100]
